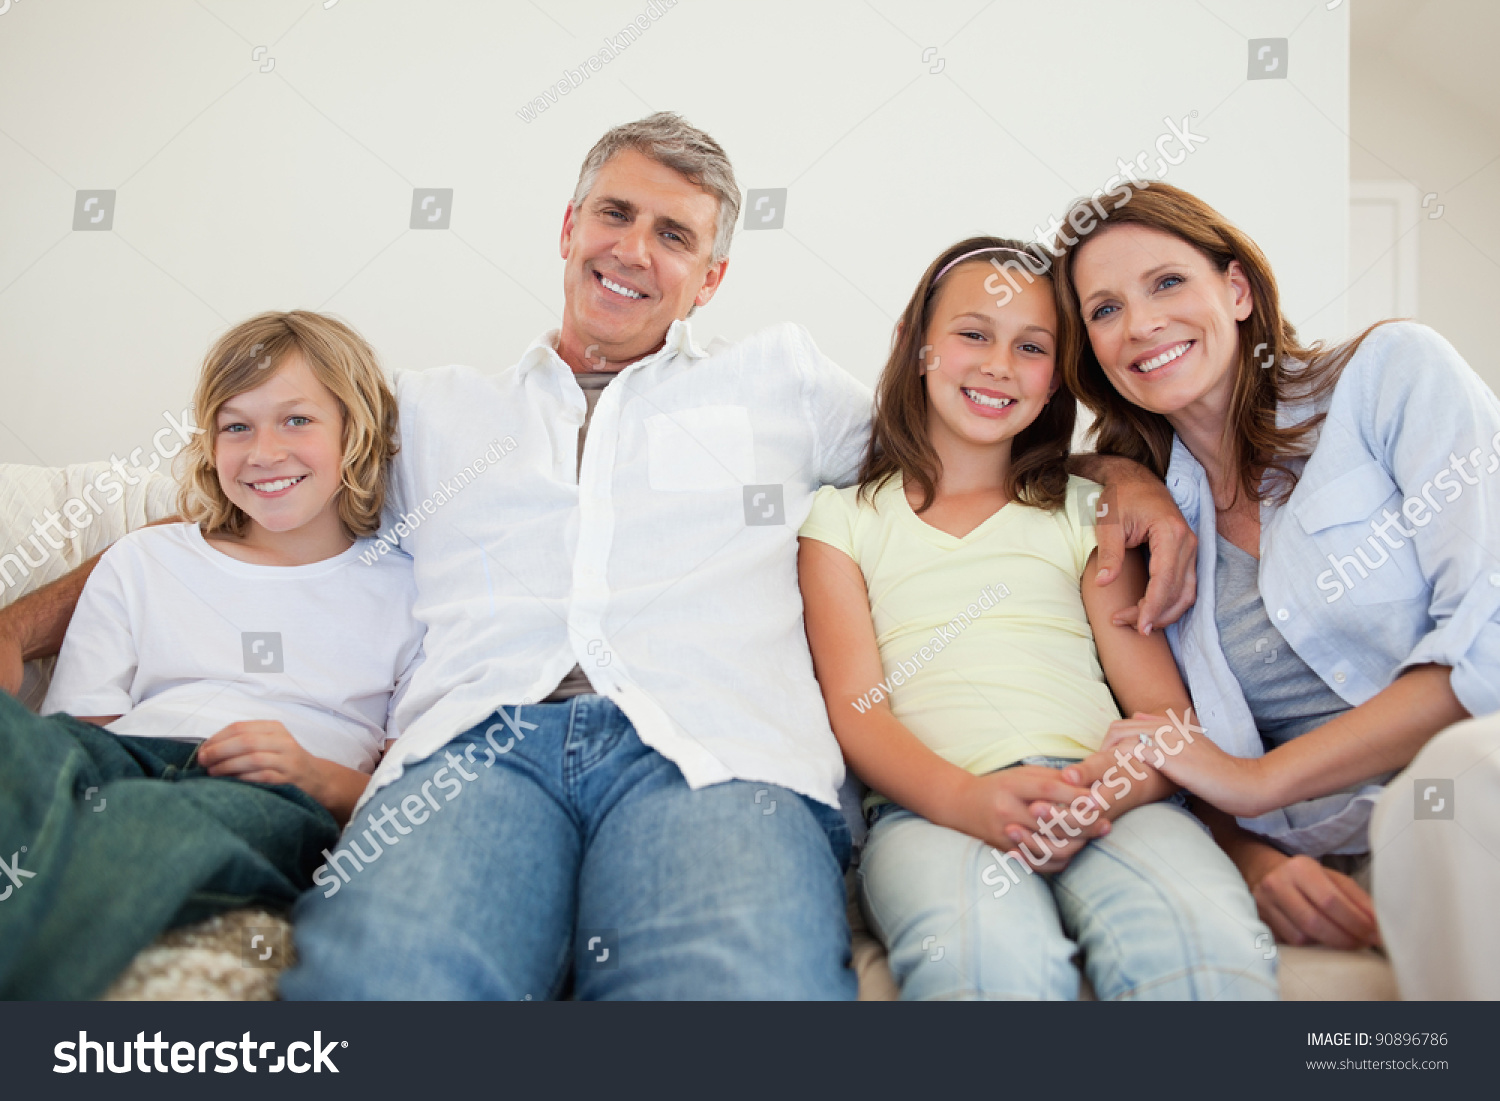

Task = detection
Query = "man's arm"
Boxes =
[1,516,181,696]
[0,554,104,695]
[1068,452,1197,633]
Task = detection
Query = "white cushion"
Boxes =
[0,462,176,708]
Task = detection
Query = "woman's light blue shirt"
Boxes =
[1164,322,1500,855]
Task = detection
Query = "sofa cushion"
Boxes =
[0,461,175,708]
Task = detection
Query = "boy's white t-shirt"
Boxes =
[42,522,423,773]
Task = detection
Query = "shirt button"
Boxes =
[1490,573,1500,587]
[1276,608,1289,622]
[1334,671,1347,684]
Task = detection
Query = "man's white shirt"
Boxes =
[363,320,872,811]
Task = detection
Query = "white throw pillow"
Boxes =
[0,462,177,708]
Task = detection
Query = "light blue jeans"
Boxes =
[280,696,856,1000]
[859,790,1278,1001]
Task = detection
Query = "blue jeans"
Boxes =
[860,796,1278,1001]
[281,696,856,1000]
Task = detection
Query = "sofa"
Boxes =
[0,460,1397,1000]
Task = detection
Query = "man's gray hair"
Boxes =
[571,112,740,264]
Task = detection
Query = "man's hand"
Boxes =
[1247,851,1381,951]
[0,629,22,697]
[198,720,324,792]
[947,766,1109,873]
[1076,455,1197,633]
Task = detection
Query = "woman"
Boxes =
[1050,181,1500,953]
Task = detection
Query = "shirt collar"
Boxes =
[515,317,708,381]
[1164,434,1206,525]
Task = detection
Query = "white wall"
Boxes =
[0,0,1349,467]
[1350,0,1500,393]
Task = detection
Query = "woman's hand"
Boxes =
[946,767,1109,874]
[1070,454,1197,632]
[1102,711,1271,817]
[1245,849,1381,951]
[1059,737,1174,820]
[1191,798,1381,951]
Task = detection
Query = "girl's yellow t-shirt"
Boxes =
[799,474,1120,775]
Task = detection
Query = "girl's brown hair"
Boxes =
[1052,181,1390,504]
[179,311,399,537]
[860,236,1073,513]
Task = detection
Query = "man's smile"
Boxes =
[594,270,648,300]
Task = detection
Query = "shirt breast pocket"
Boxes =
[1296,460,1427,604]
[644,405,756,492]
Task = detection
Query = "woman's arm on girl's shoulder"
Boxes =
[1066,455,1197,631]
[797,537,1103,856]
[1071,546,1184,816]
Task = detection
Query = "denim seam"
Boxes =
[561,697,629,795]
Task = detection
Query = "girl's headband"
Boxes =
[931,245,1040,286]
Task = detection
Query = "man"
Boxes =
[0,113,1196,999]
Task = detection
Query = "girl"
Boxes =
[1052,181,1499,955]
[798,237,1275,1000]
[0,310,422,999]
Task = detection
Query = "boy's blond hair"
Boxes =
[179,311,399,538]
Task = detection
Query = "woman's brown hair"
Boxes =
[1052,181,1391,505]
[179,311,399,538]
[860,236,1073,513]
